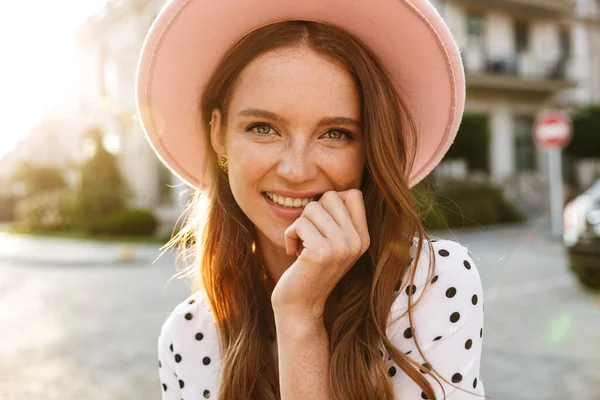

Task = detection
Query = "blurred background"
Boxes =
[0,0,598,399]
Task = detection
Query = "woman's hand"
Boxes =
[271,189,370,322]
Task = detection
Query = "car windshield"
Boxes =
[585,178,600,195]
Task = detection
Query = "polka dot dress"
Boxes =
[157,239,485,399]
[157,292,221,399]
[384,239,485,398]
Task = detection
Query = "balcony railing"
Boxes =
[461,48,579,92]
[455,0,575,16]
[464,52,569,79]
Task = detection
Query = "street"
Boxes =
[0,220,598,400]
[437,220,600,400]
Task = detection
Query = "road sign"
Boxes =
[534,110,572,149]
[534,109,573,238]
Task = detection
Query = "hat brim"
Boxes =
[136,0,465,190]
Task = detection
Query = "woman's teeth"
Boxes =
[265,192,317,208]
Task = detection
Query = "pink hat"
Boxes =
[136,0,465,190]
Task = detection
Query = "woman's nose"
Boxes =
[275,142,318,183]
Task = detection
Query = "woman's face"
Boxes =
[210,45,366,250]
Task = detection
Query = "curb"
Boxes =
[0,234,172,267]
[0,254,154,267]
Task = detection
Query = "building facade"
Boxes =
[74,0,184,233]
[0,114,87,196]
[431,0,600,210]
[70,0,599,221]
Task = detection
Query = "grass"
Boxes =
[0,223,172,245]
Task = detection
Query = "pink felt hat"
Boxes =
[136,0,465,190]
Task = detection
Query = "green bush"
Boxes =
[565,104,600,159]
[92,208,158,236]
[414,179,525,230]
[15,190,76,232]
[445,114,490,173]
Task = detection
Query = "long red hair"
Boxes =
[168,20,483,400]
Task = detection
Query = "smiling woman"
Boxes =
[136,1,485,400]
[207,45,366,258]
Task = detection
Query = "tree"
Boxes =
[75,126,128,232]
[9,162,67,197]
[563,104,600,189]
[444,114,490,173]
[565,104,600,159]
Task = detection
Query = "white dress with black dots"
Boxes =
[157,239,485,399]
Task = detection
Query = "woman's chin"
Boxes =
[269,234,288,252]
[255,225,286,250]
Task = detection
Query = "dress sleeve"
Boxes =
[384,240,486,399]
[157,313,183,400]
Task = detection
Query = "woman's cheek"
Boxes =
[322,153,364,188]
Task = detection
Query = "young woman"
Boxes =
[136,1,486,399]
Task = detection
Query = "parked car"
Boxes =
[563,179,600,290]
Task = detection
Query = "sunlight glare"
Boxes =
[0,0,107,158]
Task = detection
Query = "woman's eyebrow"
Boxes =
[237,108,361,128]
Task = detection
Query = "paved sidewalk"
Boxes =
[0,233,172,266]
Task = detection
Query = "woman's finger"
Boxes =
[284,216,323,256]
[318,191,354,230]
[336,190,370,248]
[301,200,343,240]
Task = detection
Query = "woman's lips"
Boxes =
[262,192,307,219]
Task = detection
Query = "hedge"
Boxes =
[15,190,76,232]
[92,208,158,236]
[414,179,525,230]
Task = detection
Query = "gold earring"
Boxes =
[217,153,228,173]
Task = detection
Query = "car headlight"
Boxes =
[587,210,600,226]
[586,210,600,237]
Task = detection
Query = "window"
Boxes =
[98,48,107,98]
[559,28,571,57]
[467,13,485,45]
[514,116,536,172]
[103,58,119,100]
[514,21,529,53]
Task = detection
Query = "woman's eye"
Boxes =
[245,124,352,141]
[324,130,352,141]
[246,123,273,135]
